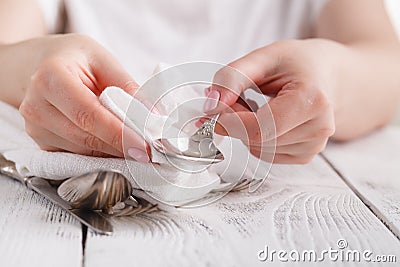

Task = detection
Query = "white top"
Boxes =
[37,0,329,83]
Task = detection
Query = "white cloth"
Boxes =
[36,0,329,83]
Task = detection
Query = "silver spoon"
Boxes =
[57,170,135,213]
[153,114,224,166]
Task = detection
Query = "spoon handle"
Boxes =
[0,155,28,185]
[208,113,220,133]
[192,113,220,140]
[0,154,114,234]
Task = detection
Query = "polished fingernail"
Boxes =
[128,147,150,163]
[203,90,220,113]
[195,120,203,128]
[204,86,211,96]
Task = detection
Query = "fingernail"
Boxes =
[204,86,211,96]
[128,147,150,163]
[195,120,203,128]
[203,90,220,113]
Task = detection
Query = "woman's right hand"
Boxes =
[14,34,150,162]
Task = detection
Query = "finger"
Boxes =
[212,103,250,135]
[197,101,248,130]
[266,82,328,138]
[91,47,139,95]
[232,96,255,111]
[230,102,251,113]
[25,101,125,156]
[215,84,317,144]
[215,101,276,145]
[250,152,316,165]
[207,47,281,113]
[204,86,211,95]
[215,111,264,145]
[250,138,327,164]
[44,73,149,159]
[274,139,328,156]
[263,113,335,147]
[26,122,122,157]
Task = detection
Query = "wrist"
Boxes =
[0,37,51,107]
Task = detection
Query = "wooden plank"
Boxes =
[0,175,82,267]
[84,156,400,266]
[323,126,400,239]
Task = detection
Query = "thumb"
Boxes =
[206,47,280,114]
[215,109,275,159]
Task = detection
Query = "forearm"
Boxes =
[328,40,400,140]
[316,0,400,140]
[0,40,46,107]
[0,0,46,44]
[0,0,49,107]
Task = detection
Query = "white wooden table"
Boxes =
[1,126,399,267]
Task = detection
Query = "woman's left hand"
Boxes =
[205,39,337,164]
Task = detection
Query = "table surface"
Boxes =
[1,126,399,267]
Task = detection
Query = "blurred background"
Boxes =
[385,0,400,125]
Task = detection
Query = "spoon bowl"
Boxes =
[57,171,132,212]
[153,137,224,163]
[153,114,224,169]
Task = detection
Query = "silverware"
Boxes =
[57,171,133,212]
[110,198,159,217]
[56,170,160,217]
[0,155,113,235]
[153,114,224,169]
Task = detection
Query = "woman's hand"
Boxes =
[14,34,149,161]
[205,39,337,164]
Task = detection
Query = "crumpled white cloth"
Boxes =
[0,64,272,208]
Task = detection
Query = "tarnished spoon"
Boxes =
[57,171,134,213]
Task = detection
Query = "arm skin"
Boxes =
[0,0,47,106]
[316,0,400,140]
[204,0,400,163]
[0,0,150,161]
[0,0,46,43]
